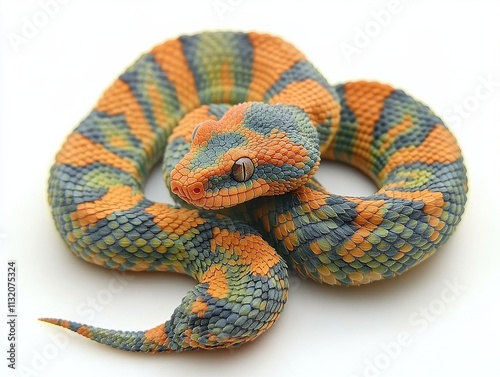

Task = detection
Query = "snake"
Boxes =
[41,31,467,353]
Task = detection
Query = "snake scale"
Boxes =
[42,32,467,353]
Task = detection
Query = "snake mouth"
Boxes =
[171,177,270,210]
[188,193,251,210]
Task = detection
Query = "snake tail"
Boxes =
[41,215,288,352]
[45,32,312,352]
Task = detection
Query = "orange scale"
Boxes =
[343,254,356,263]
[358,240,373,252]
[428,216,441,227]
[349,247,366,258]
[429,231,441,242]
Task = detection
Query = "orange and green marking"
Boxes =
[43,32,467,353]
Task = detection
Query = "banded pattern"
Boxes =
[43,31,467,352]
[248,82,467,286]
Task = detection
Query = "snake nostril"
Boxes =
[171,181,183,196]
[187,182,205,201]
[172,180,205,202]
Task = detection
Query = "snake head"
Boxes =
[171,102,320,210]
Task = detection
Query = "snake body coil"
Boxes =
[43,32,467,352]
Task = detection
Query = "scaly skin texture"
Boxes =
[43,31,467,352]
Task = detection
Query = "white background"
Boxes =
[1,1,499,376]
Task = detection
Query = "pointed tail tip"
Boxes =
[40,317,171,353]
[39,317,61,325]
[39,318,75,330]
[39,317,96,342]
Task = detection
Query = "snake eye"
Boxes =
[231,157,254,182]
[191,124,201,141]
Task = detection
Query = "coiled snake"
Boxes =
[42,32,467,352]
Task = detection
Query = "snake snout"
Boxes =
[171,180,205,202]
